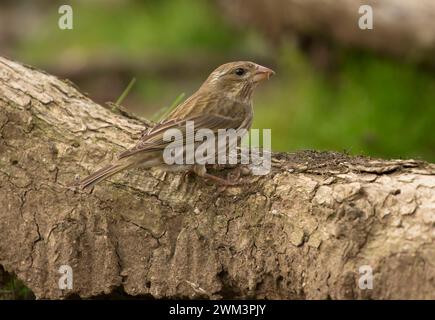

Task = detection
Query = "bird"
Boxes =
[77,61,274,189]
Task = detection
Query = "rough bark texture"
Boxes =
[217,0,435,64]
[0,56,434,299]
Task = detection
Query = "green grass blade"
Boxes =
[115,77,137,106]
[152,92,185,121]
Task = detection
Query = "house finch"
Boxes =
[78,61,274,189]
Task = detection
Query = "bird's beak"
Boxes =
[253,64,275,82]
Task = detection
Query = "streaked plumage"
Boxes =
[78,61,274,189]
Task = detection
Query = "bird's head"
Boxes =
[201,61,275,103]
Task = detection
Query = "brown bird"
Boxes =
[78,61,274,189]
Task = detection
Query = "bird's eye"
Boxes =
[234,68,246,76]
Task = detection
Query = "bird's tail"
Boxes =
[78,162,133,190]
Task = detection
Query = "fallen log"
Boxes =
[0,56,434,299]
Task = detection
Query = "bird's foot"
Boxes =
[203,172,239,186]
[208,167,249,192]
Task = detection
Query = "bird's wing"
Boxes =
[117,113,245,159]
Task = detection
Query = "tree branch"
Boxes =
[0,56,434,299]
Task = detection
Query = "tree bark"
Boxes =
[216,0,435,64]
[0,56,434,299]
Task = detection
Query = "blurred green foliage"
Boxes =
[13,0,435,162]
[255,47,435,161]
[0,272,33,300]
[18,0,256,62]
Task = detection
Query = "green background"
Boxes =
[8,0,435,162]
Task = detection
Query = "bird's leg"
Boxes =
[193,164,238,186]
